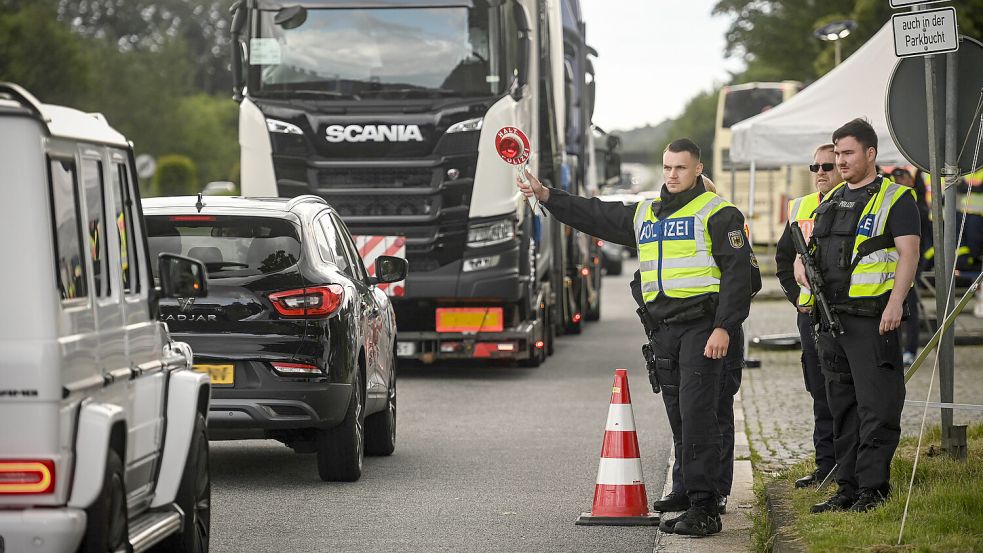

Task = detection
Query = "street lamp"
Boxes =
[814,20,857,67]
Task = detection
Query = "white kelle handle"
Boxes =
[518,163,540,215]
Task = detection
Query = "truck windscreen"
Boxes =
[250,2,516,99]
[721,88,784,129]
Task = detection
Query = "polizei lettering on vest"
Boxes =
[637,217,696,244]
[325,124,424,143]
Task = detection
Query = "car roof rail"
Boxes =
[0,82,47,125]
[285,195,328,210]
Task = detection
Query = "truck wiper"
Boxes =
[257,89,361,101]
[357,87,459,98]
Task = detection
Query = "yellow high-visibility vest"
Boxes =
[787,183,844,307]
[848,181,915,298]
[633,191,734,303]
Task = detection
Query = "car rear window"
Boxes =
[146,215,301,278]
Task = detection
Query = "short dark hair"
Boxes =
[832,118,878,153]
[665,138,701,161]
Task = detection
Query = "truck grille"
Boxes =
[318,167,433,188]
[330,195,435,218]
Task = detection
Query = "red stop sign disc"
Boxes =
[496,126,531,165]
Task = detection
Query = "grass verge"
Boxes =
[773,423,983,553]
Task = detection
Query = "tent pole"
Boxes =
[748,161,757,240]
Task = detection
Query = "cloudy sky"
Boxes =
[580,0,742,132]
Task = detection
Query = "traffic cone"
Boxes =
[576,368,659,526]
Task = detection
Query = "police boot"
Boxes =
[795,468,831,489]
[652,491,690,512]
[672,503,722,537]
[658,512,687,534]
[850,488,888,513]
[810,490,855,514]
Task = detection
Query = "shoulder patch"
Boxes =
[750,252,759,268]
[728,229,745,249]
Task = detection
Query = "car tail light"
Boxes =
[596,239,604,247]
[572,313,582,324]
[580,267,590,277]
[169,215,216,222]
[269,285,344,318]
[0,460,55,495]
[271,362,323,376]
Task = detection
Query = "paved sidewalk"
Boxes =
[653,391,755,552]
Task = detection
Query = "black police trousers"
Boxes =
[650,315,724,505]
[817,313,905,495]
[669,328,744,496]
[797,312,836,476]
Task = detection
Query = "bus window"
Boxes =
[721,87,785,129]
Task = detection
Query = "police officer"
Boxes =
[798,119,920,513]
[775,143,842,488]
[518,139,760,536]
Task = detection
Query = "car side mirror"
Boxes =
[158,253,208,298]
[604,150,622,183]
[370,256,407,285]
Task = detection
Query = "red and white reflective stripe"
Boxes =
[600,430,641,459]
[604,404,636,431]
[354,235,406,296]
[595,458,644,485]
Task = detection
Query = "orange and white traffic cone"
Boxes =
[576,368,659,526]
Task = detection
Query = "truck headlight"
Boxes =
[463,255,501,272]
[467,218,515,248]
[446,117,483,134]
[266,118,303,135]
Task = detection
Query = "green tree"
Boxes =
[0,3,93,105]
[660,88,721,178]
[172,94,240,185]
[152,154,198,197]
[713,0,856,83]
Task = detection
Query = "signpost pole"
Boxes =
[941,47,963,458]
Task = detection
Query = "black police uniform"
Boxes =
[542,179,760,519]
[776,223,836,483]
[632,267,757,508]
[809,176,919,507]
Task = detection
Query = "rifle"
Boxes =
[790,222,843,335]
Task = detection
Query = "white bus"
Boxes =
[713,81,810,245]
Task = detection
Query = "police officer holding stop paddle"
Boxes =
[517,139,760,537]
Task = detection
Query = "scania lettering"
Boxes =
[229,0,616,363]
[325,124,425,143]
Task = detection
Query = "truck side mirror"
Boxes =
[230,1,246,101]
[158,253,208,298]
[369,256,408,285]
[275,6,307,29]
[512,5,532,100]
[604,151,622,183]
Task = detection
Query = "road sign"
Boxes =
[892,7,959,58]
[889,0,948,8]
[886,36,983,176]
[135,154,157,180]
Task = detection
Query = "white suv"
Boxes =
[0,83,212,553]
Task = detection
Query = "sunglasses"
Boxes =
[809,163,835,173]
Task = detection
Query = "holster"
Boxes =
[642,343,661,394]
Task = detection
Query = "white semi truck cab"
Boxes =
[230,0,603,363]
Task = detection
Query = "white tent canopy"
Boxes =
[730,22,905,166]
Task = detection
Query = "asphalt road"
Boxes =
[209,261,672,552]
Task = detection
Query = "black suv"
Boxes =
[144,195,406,482]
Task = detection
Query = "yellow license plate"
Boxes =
[436,307,504,333]
[193,364,234,385]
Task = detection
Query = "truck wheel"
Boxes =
[81,449,128,553]
[564,279,585,335]
[156,413,210,553]
[365,356,396,456]
[586,279,602,322]
[316,369,365,481]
